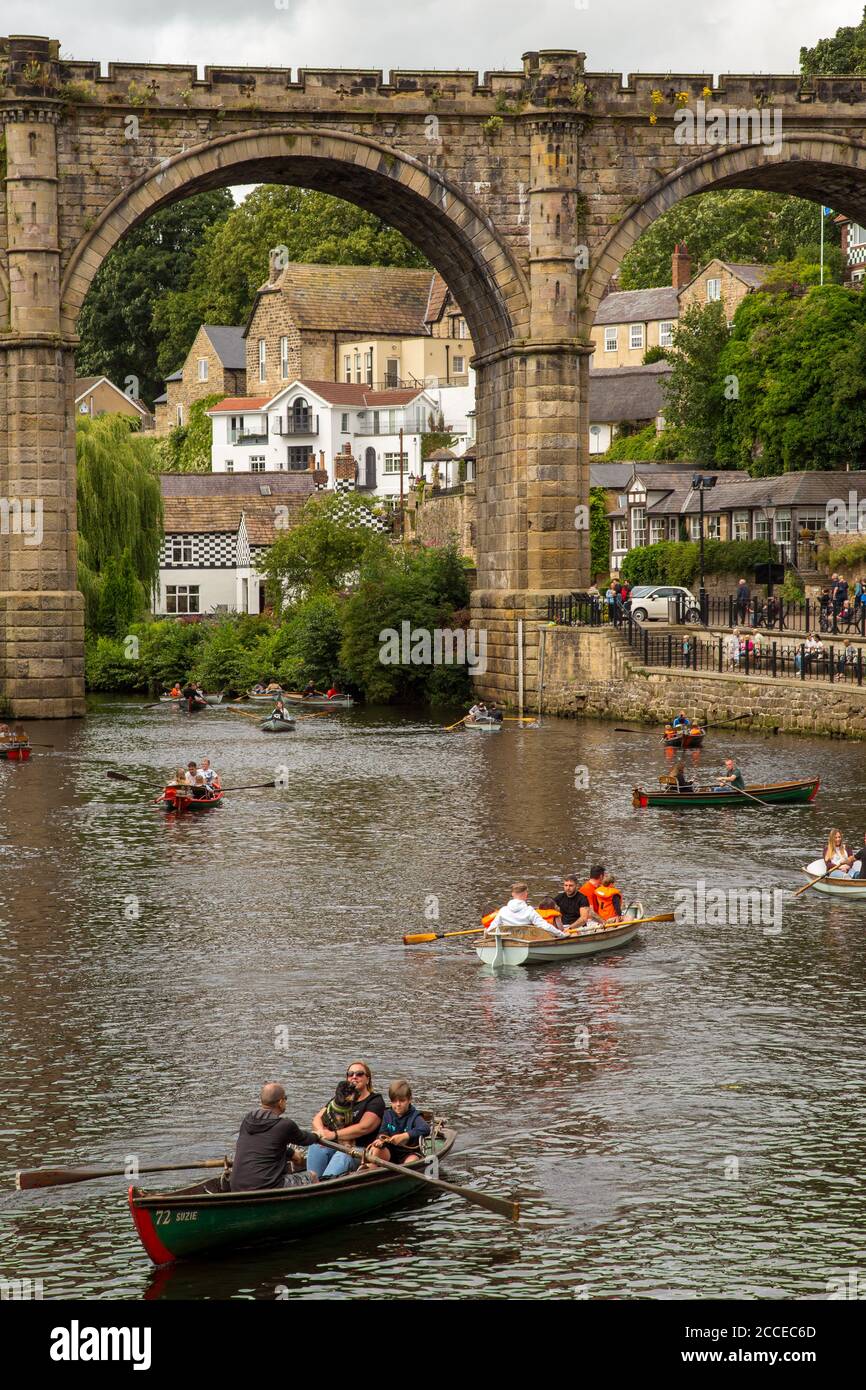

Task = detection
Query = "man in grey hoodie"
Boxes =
[230,1082,320,1191]
[484,882,567,937]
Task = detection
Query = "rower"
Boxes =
[845,832,866,879]
[671,711,692,731]
[302,681,319,697]
[488,703,504,723]
[12,725,29,746]
[596,873,623,921]
[484,882,567,938]
[467,701,487,723]
[266,679,282,694]
[184,760,199,786]
[271,698,291,722]
[712,758,745,793]
[325,685,342,699]
[230,1082,319,1191]
[553,874,591,930]
[169,683,182,698]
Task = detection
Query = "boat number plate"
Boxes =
[154,1210,198,1224]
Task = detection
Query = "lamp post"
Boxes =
[691,473,717,622]
[762,502,778,599]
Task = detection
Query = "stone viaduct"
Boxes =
[5,35,866,712]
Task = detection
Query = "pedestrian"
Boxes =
[735,576,750,623]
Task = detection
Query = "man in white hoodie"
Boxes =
[484,883,567,937]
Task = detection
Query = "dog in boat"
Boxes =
[321,1080,357,1134]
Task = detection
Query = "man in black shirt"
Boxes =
[230,1082,319,1191]
[553,875,590,930]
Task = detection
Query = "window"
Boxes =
[852,270,865,285]
[613,521,628,553]
[754,516,770,541]
[341,412,350,433]
[385,358,399,387]
[732,509,750,541]
[706,278,722,302]
[669,518,678,539]
[225,459,233,474]
[773,513,792,545]
[170,537,192,564]
[797,512,824,535]
[453,356,465,373]
[457,318,468,339]
[384,452,408,474]
[250,456,266,473]
[604,327,618,352]
[629,323,645,351]
[649,518,665,545]
[197,358,208,382]
[287,447,309,470]
[851,223,866,246]
[688,516,702,541]
[706,516,720,540]
[354,351,361,384]
[280,336,289,379]
[258,339,266,383]
[630,507,647,548]
[344,354,352,383]
[364,349,373,386]
[659,320,674,348]
[176,404,184,427]
[166,585,199,615]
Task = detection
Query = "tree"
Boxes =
[256,493,389,611]
[618,191,841,291]
[76,191,233,404]
[660,301,731,462]
[152,186,429,378]
[96,551,145,639]
[589,487,610,578]
[159,394,223,473]
[801,7,866,75]
[76,415,164,630]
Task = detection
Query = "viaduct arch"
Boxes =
[5,35,866,712]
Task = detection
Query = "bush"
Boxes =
[85,636,145,691]
[620,539,774,588]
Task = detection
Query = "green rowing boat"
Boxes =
[129,1128,455,1263]
[633,776,820,809]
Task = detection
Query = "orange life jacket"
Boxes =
[579,880,601,913]
[595,883,621,920]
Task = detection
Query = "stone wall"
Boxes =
[538,625,866,738]
[410,482,476,560]
[161,324,246,433]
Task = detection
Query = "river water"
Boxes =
[1,700,864,1301]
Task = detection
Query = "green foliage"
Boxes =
[275,594,346,689]
[601,422,692,461]
[256,492,389,611]
[76,415,164,631]
[801,6,866,75]
[620,539,774,588]
[662,300,732,462]
[85,635,144,692]
[96,551,145,639]
[642,345,669,365]
[779,570,805,603]
[818,536,866,570]
[618,190,841,291]
[152,187,428,378]
[76,191,233,403]
[421,431,458,461]
[589,486,610,578]
[159,394,222,473]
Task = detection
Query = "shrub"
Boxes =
[620,539,774,588]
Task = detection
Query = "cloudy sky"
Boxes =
[4,0,861,77]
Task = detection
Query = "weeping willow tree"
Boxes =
[76,415,163,632]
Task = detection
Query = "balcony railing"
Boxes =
[230,432,268,445]
[354,420,425,436]
[273,414,319,435]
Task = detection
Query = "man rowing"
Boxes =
[270,697,292,723]
[671,711,692,731]
[230,1082,320,1191]
[712,758,745,793]
[484,882,567,937]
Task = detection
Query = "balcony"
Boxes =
[230,432,268,446]
[273,414,319,435]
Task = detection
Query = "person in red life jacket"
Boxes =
[579,865,607,921]
[595,873,623,922]
[325,685,342,699]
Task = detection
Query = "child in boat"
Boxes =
[367,1081,431,1165]
[169,683,182,698]
[191,774,212,800]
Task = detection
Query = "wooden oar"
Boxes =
[16,1157,230,1190]
[314,1137,518,1221]
[727,784,770,807]
[403,926,487,944]
[444,715,469,732]
[106,770,280,794]
[225,705,264,721]
[792,866,830,899]
[614,727,644,734]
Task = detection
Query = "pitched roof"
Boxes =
[160,471,315,497]
[247,263,438,337]
[74,376,149,415]
[202,325,247,370]
[242,504,299,546]
[424,271,451,325]
[208,383,428,412]
[165,369,183,382]
[160,471,314,534]
[589,362,673,424]
[207,396,271,413]
[593,286,679,326]
[723,262,771,289]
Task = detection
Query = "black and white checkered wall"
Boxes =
[162,533,237,568]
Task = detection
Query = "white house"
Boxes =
[207,380,440,499]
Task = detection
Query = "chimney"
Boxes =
[334,451,357,483]
[672,242,692,290]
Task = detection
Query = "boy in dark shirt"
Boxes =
[368,1081,431,1165]
[553,874,590,929]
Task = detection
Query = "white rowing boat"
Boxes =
[464,718,501,733]
[801,858,866,898]
[475,904,645,967]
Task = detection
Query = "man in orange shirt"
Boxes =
[579,865,606,919]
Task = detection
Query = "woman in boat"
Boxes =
[824,827,853,878]
[0,723,11,745]
[672,760,694,793]
[265,679,282,694]
[307,1061,386,1180]
[199,758,219,790]
[12,725,29,746]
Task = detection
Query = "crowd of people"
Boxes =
[229,1064,430,1191]
[0,723,29,747]
[167,758,221,802]
[483,870,626,939]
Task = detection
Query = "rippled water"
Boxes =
[1,700,864,1300]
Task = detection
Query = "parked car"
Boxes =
[626,585,702,623]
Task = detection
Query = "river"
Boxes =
[1,700,864,1300]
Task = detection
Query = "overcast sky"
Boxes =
[4,0,861,77]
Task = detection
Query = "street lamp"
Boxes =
[691,473,717,620]
[761,501,778,599]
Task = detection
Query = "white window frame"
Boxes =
[689,516,702,541]
[732,509,750,541]
[612,521,627,553]
[754,517,770,541]
[631,506,647,548]
[629,323,645,351]
[258,339,266,383]
[706,278,722,303]
[649,518,665,545]
[250,456,266,473]
[354,351,361,384]
[659,320,674,348]
[344,354,352,383]
[170,536,192,564]
[341,412,350,433]
[604,326,618,353]
[453,356,465,374]
[383,452,408,474]
[166,585,199,615]
[280,336,289,379]
[197,358,208,382]
[364,348,373,386]
[706,516,720,540]
[225,459,233,474]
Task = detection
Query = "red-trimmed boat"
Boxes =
[633,776,819,809]
[662,724,705,749]
[129,1128,455,1263]
[158,787,224,814]
[0,743,31,761]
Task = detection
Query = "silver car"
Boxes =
[626,584,702,623]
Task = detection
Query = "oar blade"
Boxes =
[432,1177,520,1221]
[16,1166,110,1190]
[403,933,438,944]
[105,770,136,782]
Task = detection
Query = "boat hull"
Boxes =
[129,1130,455,1263]
[465,720,501,733]
[245,691,286,703]
[259,718,296,733]
[634,777,819,808]
[476,919,641,967]
[0,745,31,760]
[662,730,704,748]
[161,693,222,706]
[283,693,354,709]
[160,788,224,813]
[802,860,866,897]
